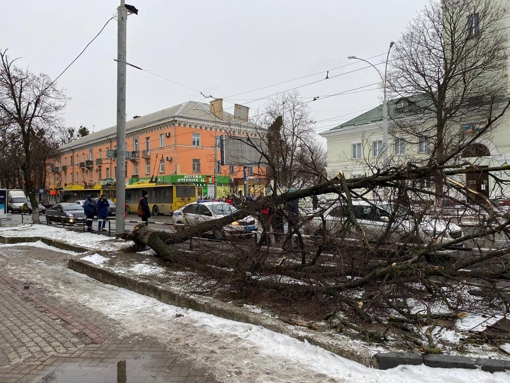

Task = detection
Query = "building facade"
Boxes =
[47,100,266,200]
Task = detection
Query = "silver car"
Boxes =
[172,201,258,239]
[306,201,464,247]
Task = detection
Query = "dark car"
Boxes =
[93,198,116,216]
[46,203,86,225]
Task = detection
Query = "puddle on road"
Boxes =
[39,358,142,383]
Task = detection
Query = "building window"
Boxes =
[192,133,201,147]
[76,155,79,164]
[352,143,362,159]
[394,138,406,155]
[98,169,102,179]
[159,158,165,173]
[133,138,139,152]
[192,159,201,172]
[246,166,254,175]
[89,170,93,181]
[75,172,78,183]
[98,149,102,159]
[64,158,67,166]
[418,137,429,154]
[373,140,383,157]
[145,161,150,175]
[467,12,480,38]
[70,173,73,184]
[106,168,110,178]
[145,137,150,151]
[229,165,235,174]
[82,154,85,162]
[159,134,164,148]
[70,156,73,166]
[89,148,93,161]
[134,164,138,176]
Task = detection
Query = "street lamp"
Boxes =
[348,42,394,167]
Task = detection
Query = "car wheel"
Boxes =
[152,205,159,216]
[213,229,225,240]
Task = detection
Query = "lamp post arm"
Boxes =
[349,57,384,84]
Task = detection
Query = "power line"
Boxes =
[50,16,115,89]
[224,53,387,99]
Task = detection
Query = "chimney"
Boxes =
[210,99,224,120]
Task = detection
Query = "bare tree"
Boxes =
[0,50,67,223]
[58,125,90,146]
[252,91,327,193]
[387,0,509,202]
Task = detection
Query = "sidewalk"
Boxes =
[0,245,216,383]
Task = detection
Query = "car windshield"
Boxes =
[12,197,27,203]
[62,204,83,211]
[378,203,410,217]
[210,204,237,215]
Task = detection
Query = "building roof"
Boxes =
[323,93,510,134]
[60,100,255,150]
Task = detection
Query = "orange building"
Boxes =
[47,100,266,200]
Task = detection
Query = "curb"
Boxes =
[376,352,510,372]
[0,235,88,253]
[67,258,375,368]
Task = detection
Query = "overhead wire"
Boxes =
[50,16,115,89]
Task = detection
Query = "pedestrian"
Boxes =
[225,195,234,205]
[124,202,128,219]
[258,204,275,245]
[97,194,109,231]
[83,195,96,232]
[137,190,151,225]
[312,193,319,210]
[286,198,300,233]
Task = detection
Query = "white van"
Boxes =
[8,190,28,213]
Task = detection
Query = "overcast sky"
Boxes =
[1,0,429,141]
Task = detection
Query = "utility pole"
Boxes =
[115,0,127,235]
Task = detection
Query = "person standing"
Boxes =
[97,194,109,231]
[83,195,97,232]
[137,190,150,225]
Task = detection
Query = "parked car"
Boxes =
[45,203,86,225]
[21,202,46,214]
[172,201,258,239]
[74,200,86,207]
[305,201,464,247]
[93,198,116,216]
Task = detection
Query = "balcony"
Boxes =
[96,158,103,166]
[142,150,151,159]
[62,165,67,172]
[79,162,86,168]
[128,151,139,162]
[86,160,94,168]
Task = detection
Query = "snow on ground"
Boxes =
[0,224,133,252]
[1,223,510,382]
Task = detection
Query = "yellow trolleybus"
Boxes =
[125,181,197,216]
